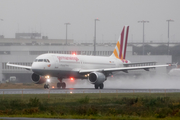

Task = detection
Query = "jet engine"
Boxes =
[31,73,46,84]
[88,72,106,84]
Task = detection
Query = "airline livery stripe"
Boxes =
[115,45,119,58]
[116,47,119,58]
[120,27,125,59]
[113,49,119,58]
[123,26,129,59]
[117,41,120,52]
[122,26,127,59]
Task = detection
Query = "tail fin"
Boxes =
[110,25,129,59]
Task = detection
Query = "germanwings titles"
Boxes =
[7,26,170,89]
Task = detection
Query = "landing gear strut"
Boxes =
[57,78,66,89]
[94,83,104,89]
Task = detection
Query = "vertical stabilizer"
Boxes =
[110,26,129,59]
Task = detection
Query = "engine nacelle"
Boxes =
[31,73,46,84]
[88,72,106,84]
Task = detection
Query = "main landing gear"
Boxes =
[57,78,66,89]
[95,83,104,89]
[57,82,66,89]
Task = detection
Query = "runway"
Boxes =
[0,88,180,94]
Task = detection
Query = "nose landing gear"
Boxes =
[44,78,50,89]
[44,84,50,89]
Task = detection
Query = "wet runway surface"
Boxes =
[0,88,180,94]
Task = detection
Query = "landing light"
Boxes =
[85,74,89,77]
[52,86,54,88]
[45,75,50,79]
[73,53,76,55]
[70,77,74,81]
[70,91,72,94]
[47,79,50,82]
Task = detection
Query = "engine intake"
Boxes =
[88,72,106,84]
[31,73,46,84]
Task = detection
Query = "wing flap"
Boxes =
[6,62,31,70]
[123,62,157,67]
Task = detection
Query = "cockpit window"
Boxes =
[38,59,43,62]
[34,59,50,63]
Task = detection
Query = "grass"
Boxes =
[1,93,180,119]
[0,83,44,89]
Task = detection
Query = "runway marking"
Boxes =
[1,88,180,94]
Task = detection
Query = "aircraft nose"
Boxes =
[31,62,41,71]
[31,62,36,71]
[32,62,45,74]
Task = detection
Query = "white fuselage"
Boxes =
[31,53,129,79]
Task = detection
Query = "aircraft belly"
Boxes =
[32,69,82,78]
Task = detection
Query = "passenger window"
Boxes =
[38,59,43,62]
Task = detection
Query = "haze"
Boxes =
[0,0,179,43]
[67,75,180,89]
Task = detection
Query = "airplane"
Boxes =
[6,25,171,89]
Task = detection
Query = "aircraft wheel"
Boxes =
[46,84,50,89]
[44,84,50,89]
[57,83,61,89]
[62,82,66,89]
[44,84,47,89]
[95,84,98,89]
[99,83,104,89]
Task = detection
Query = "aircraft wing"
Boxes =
[6,62,31,70]
[79,64,170,74]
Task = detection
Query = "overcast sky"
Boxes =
[0,0,179,43]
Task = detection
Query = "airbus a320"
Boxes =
[7,26,170,89]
